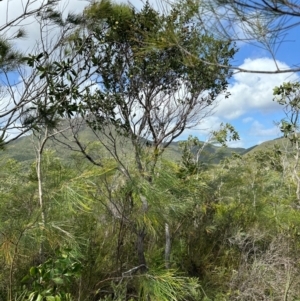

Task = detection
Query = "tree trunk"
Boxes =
[136,228,147,273]
[165,223,171,269]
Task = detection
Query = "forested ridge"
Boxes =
[0,123,247,163]
[1,0,300,300]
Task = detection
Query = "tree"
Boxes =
[179,124,239,177]
[50,0,236,272]
[0,0,87,146]
[20,3,237,297]
[0,0,58,71]
[273,81,300,200]
[67,1,236,175]
[159,0,300,74]
[0,39,22,74]
[0,151,90,300]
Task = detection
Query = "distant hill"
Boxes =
[243,136,291,155]
[0,124,248,164]
[167,140,246,163]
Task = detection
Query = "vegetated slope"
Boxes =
[1,124,247,164]
[243,136,290,155]
[167,141,246,163]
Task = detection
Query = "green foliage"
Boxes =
[179,136,203,174]
[212,123,240,147]
[178,123,239,175]
[21,52,83,131]
[273,81,300,144]
[20,250,82,301]
[0,38,23,73]
[22,0,237,176]
[84,0,132,25]
[137,269,200,301]
[2,135,300,300]
[252,144,283,172]
[3,1,300,300]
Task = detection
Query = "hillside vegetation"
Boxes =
[2,126,300,301]
[1,0,300,300]
[2,123,246,164]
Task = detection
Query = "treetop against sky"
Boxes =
[0,0,299,148]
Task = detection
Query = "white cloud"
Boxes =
[0,0,160,54]
[242,117,253,123]
[177,116,222,140]
[0,0,89,53]
[0,0,164,54]
[249,120,280,137]
[195,115,223,135]
[215,57,300,120]
[1,2,296,150]
[227,139,245,148]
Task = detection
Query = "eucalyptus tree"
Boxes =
[7,0,237,297]
[48,0,237,281]
[73,1,236,176]
[18,2,236,298]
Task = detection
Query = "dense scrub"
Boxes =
[1,0,300,300]
[1,144,300,300]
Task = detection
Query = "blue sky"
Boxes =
[224,34,300,148]
[1,0,300,149]
[177,34,300,148]
[186,15,300,148]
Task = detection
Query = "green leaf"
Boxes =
[21,274,30,283]
[28,292,37,301]
[52,277,64,285]
[30,266,39,276]
[36,52,44,61]
[36,294,43,301]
